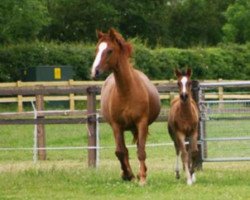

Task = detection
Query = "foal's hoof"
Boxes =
[187,179,193,186]
[192,173,196,183]
[175,171,180,179]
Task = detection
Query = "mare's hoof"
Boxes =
[137,174,147,186]
[121,172,135,181]
[139,179,147,186]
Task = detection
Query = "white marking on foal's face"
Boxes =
[181,76,188,93]
[91,42,107,78]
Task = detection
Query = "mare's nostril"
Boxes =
[95,69,99,76]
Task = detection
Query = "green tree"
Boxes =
[111,0,169,46]
[0,0,50,44]
[166,0,235,47]
[223,0,250,43]
[42,0,119,42]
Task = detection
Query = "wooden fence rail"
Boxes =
[1,79,250,112]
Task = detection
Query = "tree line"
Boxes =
[0,0,249,47]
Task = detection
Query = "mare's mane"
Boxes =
[97,28,132,57]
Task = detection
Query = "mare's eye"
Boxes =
[107,49,113,55]
[177,82,181,87]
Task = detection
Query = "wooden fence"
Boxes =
[1,79,250,112]
[0,80,249,167]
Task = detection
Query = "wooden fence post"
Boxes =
[169,79,175,102]
[69,79,75,111]
[218,78,224,109]
[87,86,97,167]
[17,81,23,113]
[192,80,203,170]
[36,92,46,160]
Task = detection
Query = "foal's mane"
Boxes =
[97,28,133,57]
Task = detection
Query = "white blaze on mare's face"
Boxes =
[181,76,188,93]
[91,42,107,77]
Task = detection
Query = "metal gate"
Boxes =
[199,81,250,162]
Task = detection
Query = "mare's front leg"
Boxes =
[112,124,135,181]
[136,119,148,186]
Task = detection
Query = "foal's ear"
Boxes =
[186,68,192,77]
[96,30,104,39]
[175,69,182,78]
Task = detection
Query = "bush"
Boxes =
[0,42,249,82]
[0,42,95,81]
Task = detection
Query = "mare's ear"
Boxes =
[96,30,104,39]
[108,28,118,42]
[186,68,192,77]
[108,28,131,56]
[175,68,182,78]
[126,43,133,57]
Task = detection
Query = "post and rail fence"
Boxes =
[0,80,250,167]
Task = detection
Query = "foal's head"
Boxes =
[91,28,132,78]
[175,68,192,102]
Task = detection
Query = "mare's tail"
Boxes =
[131,129,149,144]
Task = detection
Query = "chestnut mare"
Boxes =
[168,68,199,185]
[91,28,161,185]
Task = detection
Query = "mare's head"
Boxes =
[91,28,132,79]
[175,68,192,102]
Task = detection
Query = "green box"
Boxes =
[23,65,74,81]
[22,65,74,108]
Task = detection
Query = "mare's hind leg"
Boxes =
[136,120,148,186]
[177,132,193,185]
[112,124,135,181]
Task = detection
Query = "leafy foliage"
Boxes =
[223,0,250,43]
[1,0,249,47]
[0,0,50,44]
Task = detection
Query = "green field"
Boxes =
[0,122,250,200]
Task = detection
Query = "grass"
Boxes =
[0,161,250,200]
[0,119,250,199]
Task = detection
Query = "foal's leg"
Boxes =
[168,125,180,179]
[190,131,199,183]
[112,124,134,181]
[177,133,193,185]
[136,120,148,186]
[173,141,181,179]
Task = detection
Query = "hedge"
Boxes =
[0,42,249,82]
